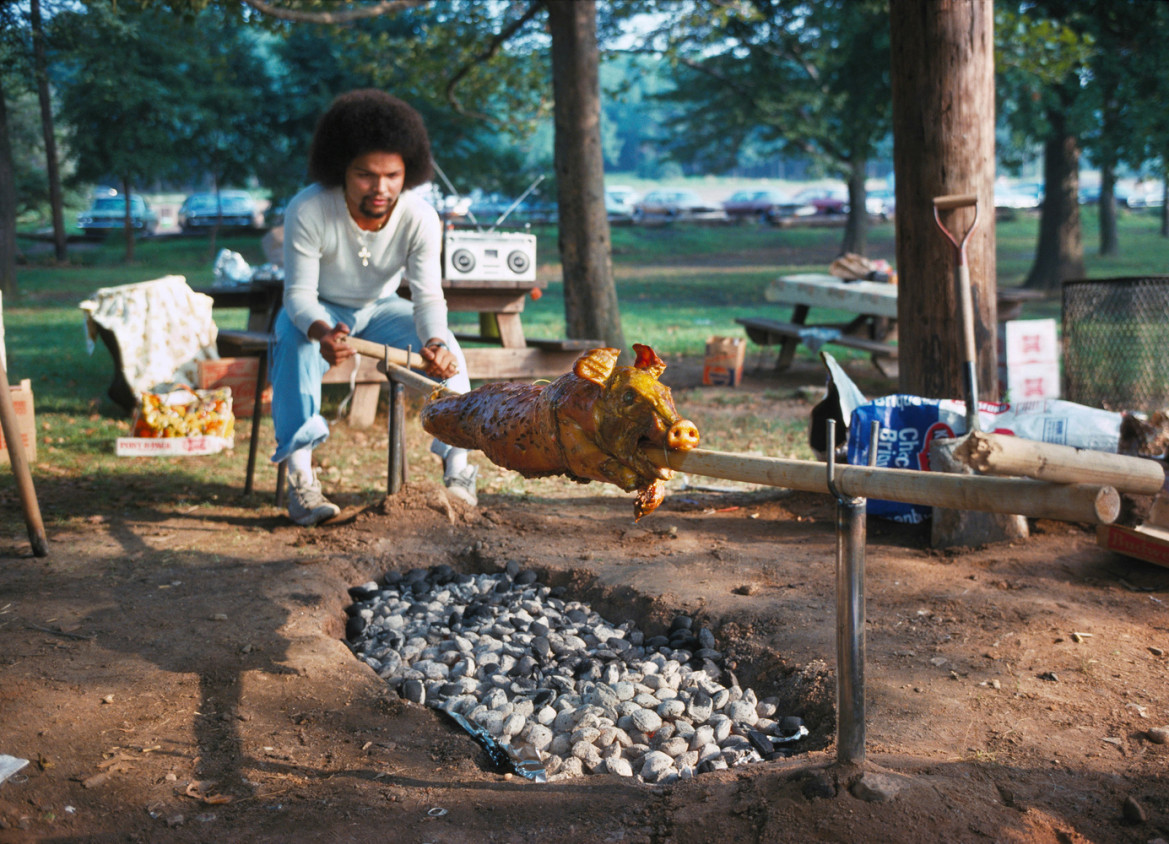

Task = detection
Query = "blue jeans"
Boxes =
[268,295,471,465]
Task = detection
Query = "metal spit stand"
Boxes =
[825,418,879,765]
[385,348,408,495]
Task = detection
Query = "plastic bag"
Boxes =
[212,249,253,287]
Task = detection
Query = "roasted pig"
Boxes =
[421,344,700,519]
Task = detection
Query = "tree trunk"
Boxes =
[30,0,67,263]
[890,0,997,402]
[1161,168,1168,238]
[1099,161,1118,256]
[0,85,17,297]
[122,176,136,263]
[546,0,624,350]
[841,158,868,256]
[1024,110,1083,291]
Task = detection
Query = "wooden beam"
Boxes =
[643,447,1119,525]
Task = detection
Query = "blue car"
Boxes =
[77,194,159,237]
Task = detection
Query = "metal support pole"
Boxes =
[387,376,406,495]
[244,346,267,497]
[826,419,878,765]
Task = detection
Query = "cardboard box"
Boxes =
[997,319,1060,400]
[197,357,270,417]
[999,360,1061,401]
[1097,524,1169,569]
[703,336,746,387]
[0,380,36,465]
[998,318,1058,364]
[116,436,234,457]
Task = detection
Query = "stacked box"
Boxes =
[703,336,746,387]
[0,380,36,465]
[997,319,1059,401]
[197,357,271,417]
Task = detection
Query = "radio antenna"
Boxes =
[489,175,547,232]
[430,159,481,229]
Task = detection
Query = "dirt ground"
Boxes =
[2,355,1168,844]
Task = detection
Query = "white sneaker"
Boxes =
[287,470,340,526]
[444,465,478,507]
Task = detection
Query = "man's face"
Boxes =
[344,151,406,226]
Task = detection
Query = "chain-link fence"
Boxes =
[1062,276,1169,412]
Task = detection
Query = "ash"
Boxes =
[346,562,806,783]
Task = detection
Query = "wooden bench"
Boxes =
[735,316,898,376]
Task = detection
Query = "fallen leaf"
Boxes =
[185,780,234,805]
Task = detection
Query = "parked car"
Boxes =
[178,191,262,232]
[1125,180,1164,209]
[632,189,718,221]
[993,181,1044,210]
[723,189,811,222]
[77,194,159,237]
[605,185,640,220]
[792,186,849,215]
[865,188,896,220]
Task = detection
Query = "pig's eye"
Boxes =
[622,389,636,405]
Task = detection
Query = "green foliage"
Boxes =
[635,0,892,180]
[51,4,192,191]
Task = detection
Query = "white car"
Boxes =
[605,186,640,220]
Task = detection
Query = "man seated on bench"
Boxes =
[273,89,477,526]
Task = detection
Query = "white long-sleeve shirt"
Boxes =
[281,183,448,343]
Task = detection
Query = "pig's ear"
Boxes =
[632,343,666,379]
[574,347,621,385]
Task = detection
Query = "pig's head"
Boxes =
[573,343,700,492]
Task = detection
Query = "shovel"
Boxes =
[932,192,981,434]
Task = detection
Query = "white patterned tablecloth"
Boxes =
[81,275,219,397]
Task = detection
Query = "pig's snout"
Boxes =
[667,419,700,451]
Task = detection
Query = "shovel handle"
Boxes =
[933,193,978,211]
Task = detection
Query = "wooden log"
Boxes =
[950,431,1166,495]
[644,447,1119,525]
[0,361,47,557]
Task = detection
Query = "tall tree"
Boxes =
[172,8,279,255]
[890,0,998,401]
[0,77,17,297]
[1127,2,1169,238]
[52,3,194,260]
[548,0,622,348]
[0,3,24,294]
[637,0,892,256]
[996,2,1095,291]
[29,0,65,262]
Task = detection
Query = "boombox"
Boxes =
[443,230,537,282]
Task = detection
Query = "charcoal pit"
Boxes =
[345,561,812,783]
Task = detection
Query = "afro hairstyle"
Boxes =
[307,89,434,190]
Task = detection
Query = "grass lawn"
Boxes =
[4,208,1166,527]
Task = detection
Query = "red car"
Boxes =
[722,189,811,221]
[792,186,849,215]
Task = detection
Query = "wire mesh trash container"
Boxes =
[1062,276,1169,412]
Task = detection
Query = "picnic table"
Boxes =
[737,273,1046,378]
[201,275,592,382]
[737,273,899,376]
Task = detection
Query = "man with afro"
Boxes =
[271,89,476,525]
